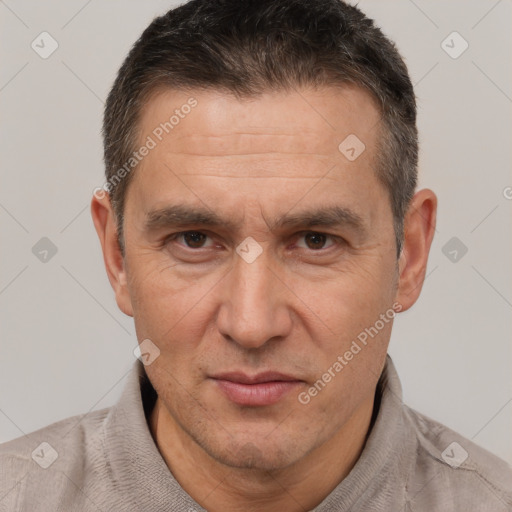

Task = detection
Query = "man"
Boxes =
[1,0,511,510]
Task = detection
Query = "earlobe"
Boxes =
[395,188,437,312]
[90,193,134,317]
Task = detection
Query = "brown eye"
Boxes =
[167,231,214,249]
[182,231,208,248]
[304,233,327,250]
[296,232,337,251]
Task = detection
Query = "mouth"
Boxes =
[209,371,303,407]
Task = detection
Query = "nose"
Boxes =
[216,247,293,350]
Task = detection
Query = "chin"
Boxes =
[199,434,306,471]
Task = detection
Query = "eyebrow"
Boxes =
[144,203,366,235]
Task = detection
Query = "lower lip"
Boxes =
[213,379,302,406]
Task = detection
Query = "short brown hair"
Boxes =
[103,0,418,257]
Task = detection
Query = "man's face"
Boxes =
[120,85,400,469]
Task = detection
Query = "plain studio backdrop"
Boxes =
[1,0,511,466]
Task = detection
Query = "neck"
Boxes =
[149,393,376,512]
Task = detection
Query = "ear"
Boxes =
[91,192,134,317]
[395,188,437,312]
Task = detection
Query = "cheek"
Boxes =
[125,252,229,363]
[290,255,396,331]
[285,254,396,393]
[126,255,197,339]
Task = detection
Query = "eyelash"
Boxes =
[164,230,345,253]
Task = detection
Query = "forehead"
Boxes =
[126,85,387,228]
[139,84,380,160]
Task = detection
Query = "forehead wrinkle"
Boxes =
[154,127,340,157]
[164,151,334,157]
[152,149,338,180]
[173,173,330,179]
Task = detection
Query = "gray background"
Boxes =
[1,0,511,465]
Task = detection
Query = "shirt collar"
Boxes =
[313,354,416,511]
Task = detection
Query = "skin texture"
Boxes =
[92,85,437,512]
